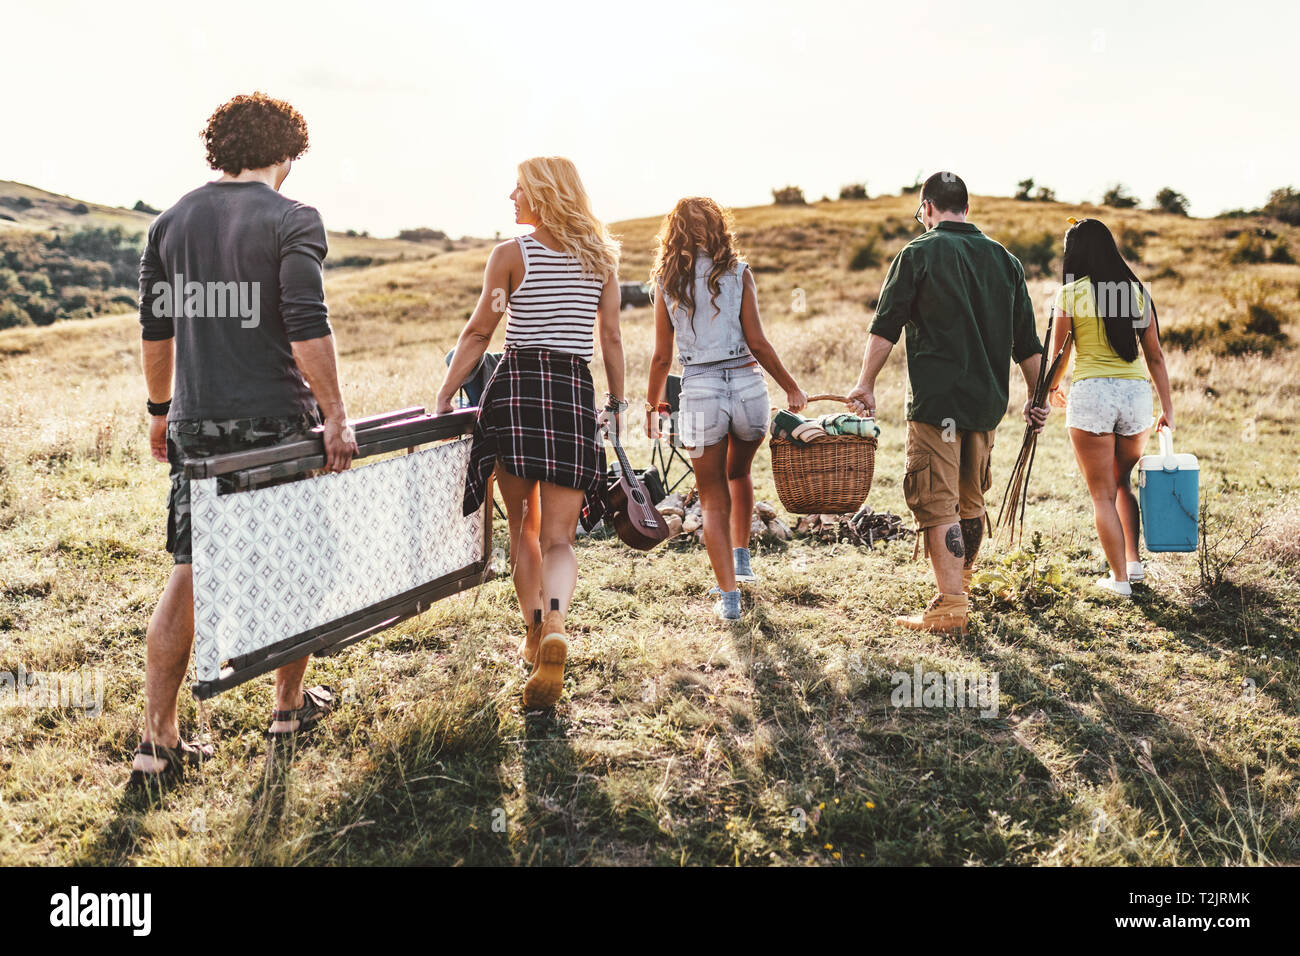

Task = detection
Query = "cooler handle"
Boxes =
[1157,425,1178,471]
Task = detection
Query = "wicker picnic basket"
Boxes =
[769,394,877,514]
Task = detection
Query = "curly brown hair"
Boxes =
[651,197,742,332]
[202,92,309,174]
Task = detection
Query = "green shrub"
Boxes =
[1163,304,1289,356]
[1118,225,1146,261]
[1263,186,1300,226]
[397,227,447,242]
[838,182,868,200]
[1154,187,1189,216]
[771,185,806,206]
[1034,186,1056,202]
[999,231,1055,276]
[1269,238,1294,264]
[1015,178,1035,201]
[1102,184,1139,208]
[847,237,881,271]
[1229,233,1267,264]
[0,299,31,329]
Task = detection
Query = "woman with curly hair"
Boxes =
[646,198,807,620]
[437,157,624,709]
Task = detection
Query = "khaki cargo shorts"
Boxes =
[902,420,995,532]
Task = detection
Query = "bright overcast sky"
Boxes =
[3,0,1295,238]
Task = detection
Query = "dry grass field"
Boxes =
[0,191,1297,865]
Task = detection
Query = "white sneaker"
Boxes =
[1127,561,1145,583]
[1094,575,1132,598]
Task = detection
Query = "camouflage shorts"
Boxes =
[165,412,321,564]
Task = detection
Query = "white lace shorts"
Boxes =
[1066,377,1153,435]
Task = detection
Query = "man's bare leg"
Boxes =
[133,565,195,773]
[268,658,311,734]
[927,522,965,594]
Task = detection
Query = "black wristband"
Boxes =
[147,398,171,417]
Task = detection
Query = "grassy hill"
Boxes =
[0,192,1296,865]
[0,180,485,328]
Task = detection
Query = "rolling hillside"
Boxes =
[0,190,1297,866]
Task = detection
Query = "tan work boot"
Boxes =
[895,592,969,635]
[519,609,543,666]
[523,603,568,708]
[962,567,974,594]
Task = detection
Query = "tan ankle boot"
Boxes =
[962,567,974,594]
[523,608,568,708]
[519,609,543,666]
[895,593,969,635]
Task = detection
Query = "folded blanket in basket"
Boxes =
[771,409,879,445]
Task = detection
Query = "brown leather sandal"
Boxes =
[265,685,335,741]
[125,738,215,792]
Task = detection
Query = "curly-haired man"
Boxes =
[131,92,358,789]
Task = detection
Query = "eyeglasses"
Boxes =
[914,199,928,227]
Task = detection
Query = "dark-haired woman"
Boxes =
[1047,218,1175,596]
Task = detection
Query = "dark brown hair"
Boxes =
[202,92,309,174]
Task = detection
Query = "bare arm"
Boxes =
[435,242,518,414]
[739,268,806,411]
[290,334,357,472]
[645,288,674,437]
[141,338,174,463]
[846,333,894,417]
[596,271,625,404]
[1140,318,1175,431]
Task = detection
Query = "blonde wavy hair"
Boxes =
[517,157,620,280]
[651,197,743,329]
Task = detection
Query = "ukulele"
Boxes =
[604,428,670,551]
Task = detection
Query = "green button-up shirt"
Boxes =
[869,221,1043,432]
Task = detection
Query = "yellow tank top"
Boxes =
[1054,276,1147,381]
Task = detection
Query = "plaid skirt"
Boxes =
[462,346,610,530]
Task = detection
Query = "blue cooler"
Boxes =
[1137,427,1199,552]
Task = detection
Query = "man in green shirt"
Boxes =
[846,172,1049,634]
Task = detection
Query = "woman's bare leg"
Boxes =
[1114,430,1148,564]
[1069,428,1128,582]
[537,481,586,616]
[726,434,763,550]
[494,463,542,627]
[692,439,736,592]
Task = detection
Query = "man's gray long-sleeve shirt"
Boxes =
[138,181,333,421]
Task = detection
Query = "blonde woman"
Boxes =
[646,198,806,620]
[436,157,624,708]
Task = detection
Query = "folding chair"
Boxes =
[649,373,695,494]
[445,348,506,520]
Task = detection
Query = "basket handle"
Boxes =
[770,394,862,413]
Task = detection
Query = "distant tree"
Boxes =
[1015,178,1035,201]
[1153,187,1189,216]
[1262,186,1300,226]
[69,202,90,215]
[839,182,869,200]
[1034,185,1056,203]
[1102,184,1139,208]
[0,299,31,329]
[397,227,448,242]
[132,200,161,215]
[899,176,923,196]
[772,185,806,206]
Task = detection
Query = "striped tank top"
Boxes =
[503,234,604,362]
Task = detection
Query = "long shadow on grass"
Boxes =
[969,589,1293,863]
[292,689,515,865]
[706,604,1072,864]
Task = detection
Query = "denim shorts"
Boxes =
[1066,377,1153,436]
[677,363,769,448]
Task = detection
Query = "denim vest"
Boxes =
[662,257,751,367]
